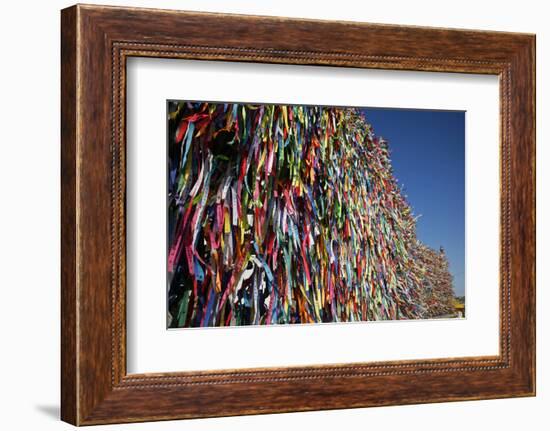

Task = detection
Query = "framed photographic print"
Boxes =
[61,4,536,425]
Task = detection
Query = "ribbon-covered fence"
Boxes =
[167,101,455,327]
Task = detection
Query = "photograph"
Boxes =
[167,101,466,328]
[46,1,536,426]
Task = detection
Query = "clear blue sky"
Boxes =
[362,108,465,297]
